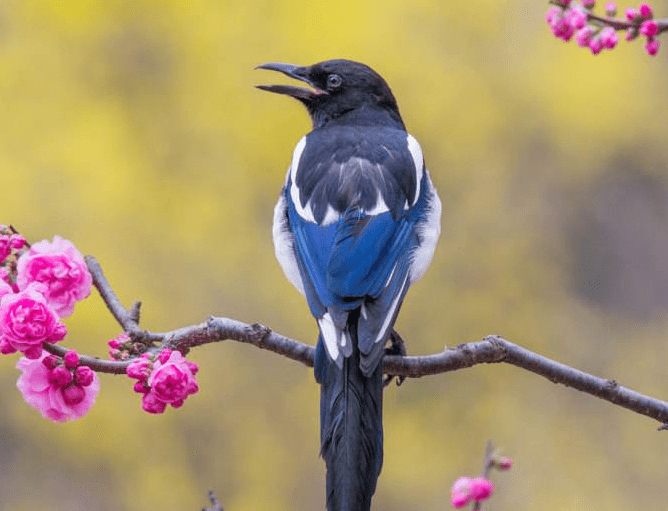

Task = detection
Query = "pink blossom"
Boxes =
[640,20,659,36]
[74,366,95,386]
[546,6,562,24]
[605,2,617,16]
[498,456,513,470]
[551,15,575,41]
[589,36,604,54]
[625,7,639,20]
[141,392,168,414]
[16,236,92,318]
[146,350,199,405]
[137,350,199,414]
[639,2,653,18]
[645,37,660,55]
[568,8,588,29]
[600,26,619,48]
[10,234,26,250]
[16,351,100,422]
[469,477,495,501]
[450,477,473,508]
[0,282,67,359]
[576,26,594,47]
[126,357,152,381]
[63,350,80,368]
[108,333,129,352]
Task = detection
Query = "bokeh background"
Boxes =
[2,0,668,509]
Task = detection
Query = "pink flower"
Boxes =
[568,8,587,29]
[146,350,199,406]
[625,7,639,20]
[16,236,92,318]
[16,351,100,422]
[576,26,594,47]
[469,477,495,501]
[546,6,562,25]
[63,350,80,368]
[639,2,653,18]
[640,19,659,36]
[0,282,67,359]
[551,16,575,41]
[126,357,152,381]
[589,36,604,54]
[450,477,473,508]
[645,37,660,55]
[605,2,617,16]
[127,350,199,413]
[600,26,618,48]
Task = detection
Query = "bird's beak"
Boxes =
[255,62,325,101]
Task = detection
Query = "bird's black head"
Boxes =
[256,59,405,130]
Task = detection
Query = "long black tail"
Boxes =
[316,314,384,511]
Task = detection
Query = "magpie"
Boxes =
[257,59,441,511]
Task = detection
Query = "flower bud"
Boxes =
[498,456,513,470]
[470,477,495,501]
[41,354,60,369]
[645,37,660,55]
[49,366,73,387]
[74,366,95,387]
[62,384,86,406]
[639,2,653,18]
[63,350,80,369]
[640,19,658,36]
[605,2,617,15]
[625,7,639,19]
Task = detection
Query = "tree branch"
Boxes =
[61,256,668,429]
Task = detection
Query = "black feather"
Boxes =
[320,310,384,511]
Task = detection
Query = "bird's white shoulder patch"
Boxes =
[407,134,424,206]
[272,194,305,295]
[409,173,441,284]
[288,137,317,223]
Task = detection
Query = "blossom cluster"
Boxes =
[1,229,98,422]
[547,0,662,56]
[16,350,100,422]
[0,232,91,359]
[126,349,199,414]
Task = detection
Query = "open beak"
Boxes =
[255,62,325,102]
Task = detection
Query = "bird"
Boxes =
[256,59,441,511]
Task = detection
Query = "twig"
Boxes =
[58,256,668,430]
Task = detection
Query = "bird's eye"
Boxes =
[327,74,342,89]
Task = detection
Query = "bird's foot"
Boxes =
[383,329,407,387]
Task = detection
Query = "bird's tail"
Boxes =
[315,311,384,511]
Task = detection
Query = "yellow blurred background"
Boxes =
[2,0,668,509]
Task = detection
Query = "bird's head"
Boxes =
[256,59,404,129]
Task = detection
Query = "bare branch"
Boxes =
[72,256,668,429]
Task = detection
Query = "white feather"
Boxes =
[318,313,342,366]
[407,134,424,206]
[409,173,442,284]
[272,194,306,295]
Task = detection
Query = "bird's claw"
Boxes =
[383,329,407,387]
